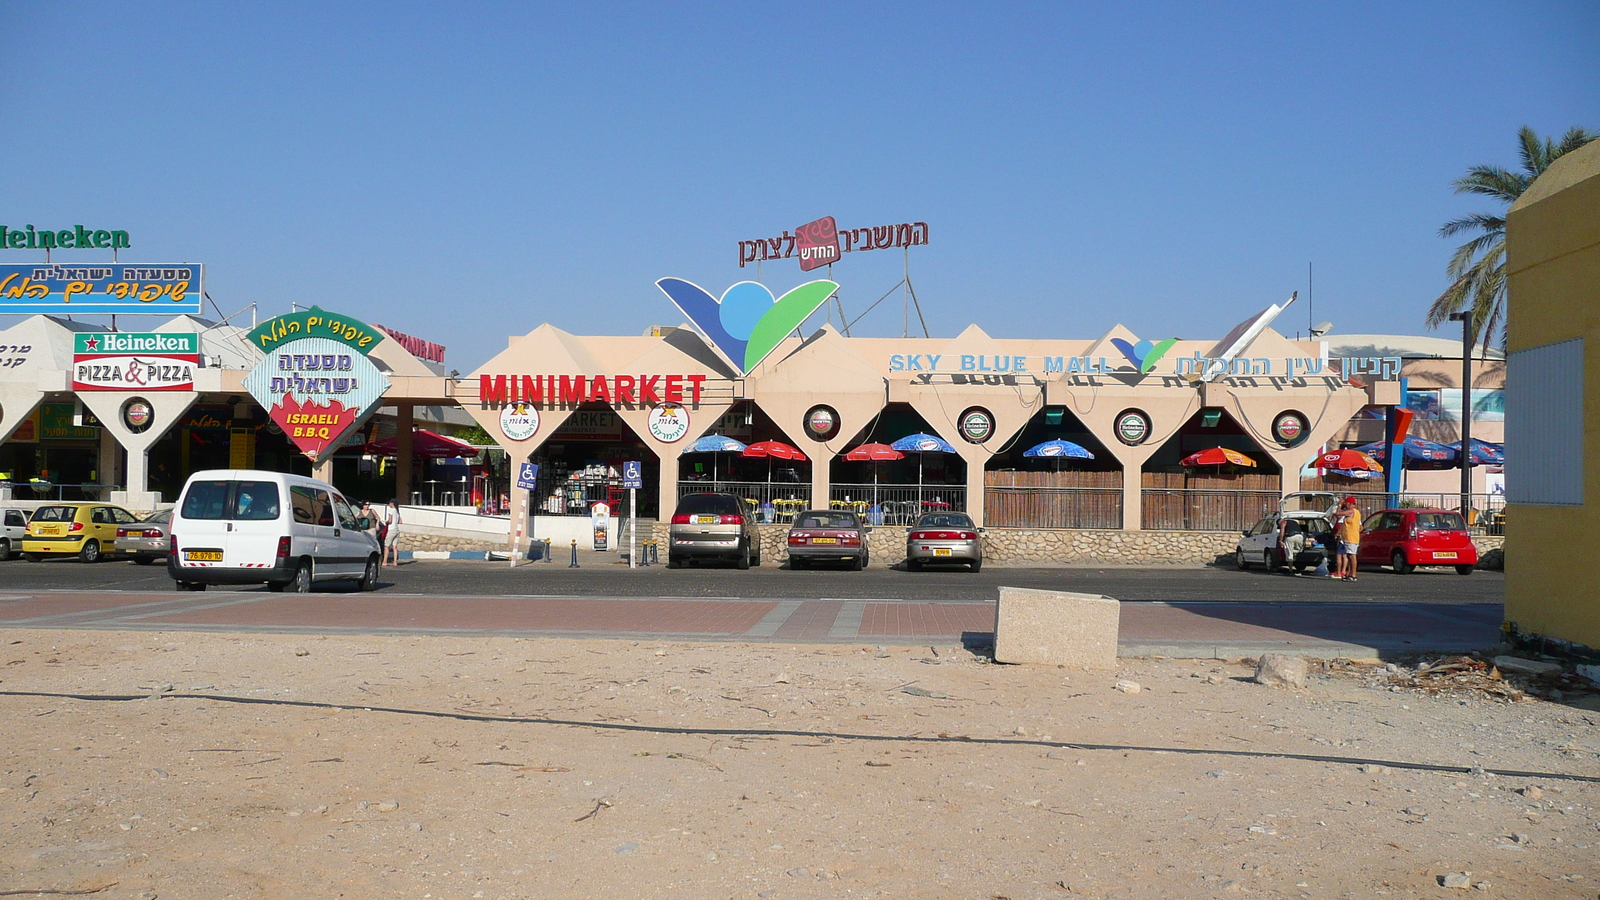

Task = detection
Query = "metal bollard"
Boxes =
[569,539,579,568]
[640,538,651,567]
[544,538,553,563]
[650,540,660,565]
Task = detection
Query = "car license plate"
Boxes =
[935,548,951,557]
[42,525,62,535]
[811,537,837,544]
[1433,551,1457,559]
[693,515,717,525]
[185,550,223,562]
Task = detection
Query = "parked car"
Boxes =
[119,508,172,565]
[786,510,870,570]
[668,492,762,569]
[1,507,27,559]
[22,502,142,562]
[168,469,380,592]
[1235,491,1337,573]
[1358,508,1478,575]
[904,512,984,572]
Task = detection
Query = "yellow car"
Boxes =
[23,503,142,563]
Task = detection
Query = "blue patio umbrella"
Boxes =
[681,434,748,482]
[1355,437,1460,470]
[1447,438,1504,467]
[890,433,957,500]
[1023,439,1094,459]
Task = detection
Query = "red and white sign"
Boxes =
[375,324,446,364]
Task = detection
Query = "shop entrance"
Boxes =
[529,404,660,520]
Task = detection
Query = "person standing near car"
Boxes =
[361,500,382,557]
[1277,516,1305,574]
[1333,496,1362,581]
[380,498,402,567]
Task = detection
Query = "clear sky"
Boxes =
[2,2,1595,368]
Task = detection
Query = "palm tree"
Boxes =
[1427,125,1597,353]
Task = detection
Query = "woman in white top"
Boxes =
[381,499,402,567]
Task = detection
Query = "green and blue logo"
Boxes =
[655,278,838,376]
[1110,337,1178,374]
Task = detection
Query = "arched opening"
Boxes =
[1140,407,1280,531]
[676,401,813,521]
[828,403,966,522]
[984,406,1123,529]
[528,402,662,520]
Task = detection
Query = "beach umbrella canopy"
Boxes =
[1180,447,1257,468]
[741,440,807,461]
[844,443,905,461]
[1315,449,1383,472]
[366,428,479,460]
[682,434,748,454]
[1447,438,1504,466]
[1355,437,1458,470]
[1023,440,1094,459]
[891,433,956,453]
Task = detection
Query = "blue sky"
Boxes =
[1,2,1595,368]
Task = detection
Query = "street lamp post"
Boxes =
[1448,312,1472,522]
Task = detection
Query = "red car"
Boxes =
[1357,508,1478,575]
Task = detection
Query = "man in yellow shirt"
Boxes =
[1333,496,1363,581]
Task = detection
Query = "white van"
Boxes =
[168,469,380,592]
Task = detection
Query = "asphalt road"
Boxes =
[0,556,1505,605]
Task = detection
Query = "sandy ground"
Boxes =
[1,629,1597,900]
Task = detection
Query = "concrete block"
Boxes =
[994,587,1120,669]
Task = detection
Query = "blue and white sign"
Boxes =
[0,263,204,314]
[622,460,643,490]
[516,461,540,491]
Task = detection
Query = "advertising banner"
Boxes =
[242,311,391,463]
[0,264,203,314]
[72,332,199,391]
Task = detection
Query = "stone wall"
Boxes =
[646,523,1508,567]
[393,526,503,554]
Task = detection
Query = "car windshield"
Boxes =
[142,509,173,524]
[1415,512,1467,531]
[31,506,79,522]
[795,513,859,529]
[916,514,974,529]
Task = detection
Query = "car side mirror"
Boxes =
[978,527,987,534]
[1243,529,1251,536]
[864,526,873,533]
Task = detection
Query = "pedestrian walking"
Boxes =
[380,498,402,567]
[1333,496,1362,581]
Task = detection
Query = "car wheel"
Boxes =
[289,559,313,592]
[133,556,156,565]
[1454,564,1474,576]
[0,539,8,560]
[751,544,762,567]
[1235,547,1249,570]
[1264,550,1274,571]
[23,552,42,562]
[852,553,866,571]
[186,581,207,592]
[267,580,287,592]
[969,558,982,573]
[79,539,101,564]
[906,558,922,572]
[1391,550,1413,575]
[359,556,379,591]
[790,557,806,571]
[735,541,751,570]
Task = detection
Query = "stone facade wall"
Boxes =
[645,523,1509,567]
[393,527,503,554]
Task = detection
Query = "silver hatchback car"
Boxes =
[119,509,172,565]
[904,512,984,572]
[668,492,763,569]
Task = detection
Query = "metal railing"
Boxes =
[986,486,1123,530]
[827,484,966,525]
[1338,491,1508,534]
[677,481,813,520]
[2,482,122,501]
[1141,489,1280,532]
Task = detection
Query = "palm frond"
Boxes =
[1452,166,1526,203]
[1554,126,1599,156]
[1438,212,1505,239]
[1444,231,1502,281]
[1517,126,1549,177]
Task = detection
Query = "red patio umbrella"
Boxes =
[741,440,808,488]
[843,443,906,510]
[366,428,479,460]
[1179,447,1257,468]
[1314,449,1383,472]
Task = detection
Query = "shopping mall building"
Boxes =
[2,294,1508,546]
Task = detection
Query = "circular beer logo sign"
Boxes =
[648,402,690,443]
[804,405,839,440]
[499,401,539,442]
[1273,411,1308,446]
[122,398,153,434]
[959,407,994,443]
[1115,409,1151,446]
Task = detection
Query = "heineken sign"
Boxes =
[1,225,130,251]
[72,332,199,392]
